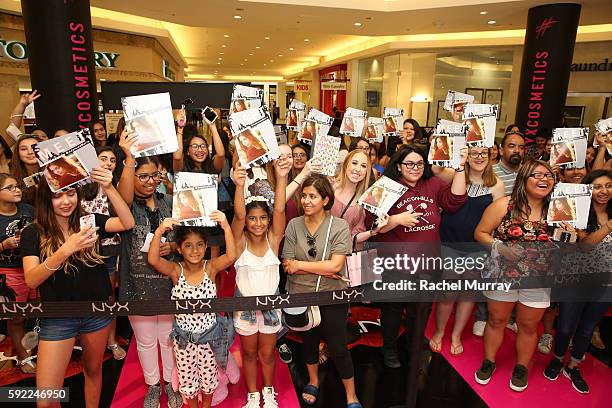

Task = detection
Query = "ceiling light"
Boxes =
[233,15,242,20]
[249,53,253,56]
[270,59,274,62]
[480,11,488,15]
[304,38,309,42]
[487,20,497,25]
[219,52,224,55]
[354,22,362,27]
[278,54,283,57]
[240,63,244,66]
[218,57,222,60]
[264,64,267,66]
[244,58,248,61]
[265,36,270,40]
[224,34,230,38]
[221,45,227,48]
[217,62,221,65]
[289,47,294,51]
[255,46,261,49]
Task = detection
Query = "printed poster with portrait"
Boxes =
[443,90,475,122]
[462,104,498,147]
[340,107,368,137]
[286,99,306,131]
[229,85,264,115]
[298,108,333,145]
[229,106,280,169]
[33,128,99,193]
[594,117,612,154]
[312,134,341,177]
[546,182,592,229]
[121,92,179,158]
[366,117,385,143]
[550,127,588,169]
[428,132,466,168]
[358,176,408,217]
[383,107,404,137]
[172,172,218,227]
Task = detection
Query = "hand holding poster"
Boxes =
[298,108,333,145]
[340,107,368,137]
[594,117,612,154]
[366,117,384,143]
[550,128,588,169]
[172,172,218,227]
[547,182,592,229]
[462,104,498,147]
[230,85,264,115]
[383,108,404,137]
[358,176,408,217]
[443,91,475,122]
[229,107,279,169]
[312,134,341,176]
[33,128,99,193]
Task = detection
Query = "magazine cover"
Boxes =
[443,91,475,122]
[428,133,466,168]
[274,125,288,144]
[298,108,333,145]
[172,172,218,227]
[366,117,385,143]
[121,92,178,158]
[550,128,588,169]
[462,104,498,147]
[436,119,467,137]
[312,134,341,176]
[229,106,280,169]
[594,117,612,154]
[244,166,275,204]
[340,107,368,137]
[286,99,306,130]
[546,182,593,229]
[383,107,404,137]
[33,128,99,193]
[358,176,408,216]
[229,85,264,115]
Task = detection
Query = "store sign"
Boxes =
[0,38,119,68]
[321,81,347,91]
[570,58,612,72]
[295,82,309,92]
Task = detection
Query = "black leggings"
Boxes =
[301,303,354,379]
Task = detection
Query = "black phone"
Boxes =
[202,106,218,123]
[181,98,194,106]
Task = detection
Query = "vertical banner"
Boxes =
[21,0,98,134]
[514,3,581,145]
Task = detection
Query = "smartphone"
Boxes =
[79,214,96,233]
[203,106,218,124]
[23,172,43,188]
[177,104,186,127]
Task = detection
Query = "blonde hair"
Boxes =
[336,149,372,204]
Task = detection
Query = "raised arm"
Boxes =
[116,128,138,206]
[173,109,186,173]
[10,90,40,130]
[286,159,322,202]
[231,165,247,242]
[148,218,180,280]
[90,168,135,232]
[208,211,237,279]
[271,158,290,238]
[592,132,609,171]
[209,122,226,173]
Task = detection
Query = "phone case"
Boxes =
[79,214,96,231]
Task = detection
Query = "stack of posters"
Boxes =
[340,107,368,137]
[430,120,467,168]
[594,117,612,154]
[366,117,385,143]
[229,107,279,169]
[312,134,341,176]
[443,90,475,122]
[546,182,592,229]
[298,108,333,145]
[172,172,218,227]
[121,92,178,158]
[462,104,498,147]
[229,85,263,115]
[286,99,306,131]
[358,176,408,217]
[33,128,99,193]
[273,125,288,145]
[550,128,588,169]
[382,108,404,137]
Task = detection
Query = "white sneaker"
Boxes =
[242,391,260,408]
[262,386,279,408]
[473,320,486,337]
[506,322,518,333]
[538,333,553,354]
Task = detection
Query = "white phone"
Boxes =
[79,214,96,237]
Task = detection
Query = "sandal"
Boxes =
[318,343,329,365]
[107,343,126,361]
[428,337,442,353]
[450,342,464,356]
[18,355,36,374]
[302,384,319,406]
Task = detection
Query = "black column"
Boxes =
[514,3,581,144]
[21,0,98,134]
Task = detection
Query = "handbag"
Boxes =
[283,216,334,331]
[346,233,378,287]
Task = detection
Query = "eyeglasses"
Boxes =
[306,235,317,258]
[468,151,488,159]
[0,184,21,192]
[401,161,425,170]
[136,172,162,183]
[189,144,208,151]
[293,153,307,158]
[530,172,555,180]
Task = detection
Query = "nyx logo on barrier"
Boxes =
[535,17,559,39]
[1,302,43,315]
[332,289,364,301]
[256,294,291,307]
[92,302,129,314]
[175,299,212,311]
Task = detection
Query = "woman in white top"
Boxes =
[231,158,290,408]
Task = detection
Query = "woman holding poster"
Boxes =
[174,109,226,175]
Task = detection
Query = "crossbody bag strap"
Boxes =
[339,192,358,219]
[316,216,334,293]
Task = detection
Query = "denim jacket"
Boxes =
[235,288,281,327]
[169,313,235,369]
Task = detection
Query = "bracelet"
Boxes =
[292,179,302,187]
[43,259,62,271]
[122,160,137,168]
[10,114,24,118]
[369,229,377,236]
[455,167,465,173]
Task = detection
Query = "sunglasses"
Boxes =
[307,235,317,258]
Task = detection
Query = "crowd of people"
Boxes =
[0,91,611,408]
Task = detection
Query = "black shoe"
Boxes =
[544,357,564,381]
[475,359,496,385]
[509,364,528,392]
[278,343,293,364]
[382,348,401,369]
[563,364,589,394]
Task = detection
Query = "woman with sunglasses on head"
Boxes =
[282,175,361,408]
[10,134,41,206]
[474,160,559,392]
[21,167,134,408]
[173,108,225,174]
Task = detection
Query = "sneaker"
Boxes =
[278,343,293,364]
[509,364,529,392]
[563,365,589,394]
[475,359,496,385]
[538,333,553,354]
[506,322,518,333]
[242,391,260,408]
[544,357,564,380]
[262,386,279,408]
[472,320,486,337]
[143,384,161,408]
[165,383,183,408]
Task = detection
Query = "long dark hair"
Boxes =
[383,145,433,182]
[509,159,553,219]
[403,118,424,140]
[582,170,612,234]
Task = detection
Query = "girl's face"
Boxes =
[246,207,269,236]
[345,152,368,184]
[19,139,38,165]
[52,189,78,218]
[93,123,107,142]
[356,140,370,153]
[292,147,307,170]
[369,147,378,164]
[98,151,117,172]
[591,175,612,206]
[188,137,208,163]
[178,232,207,265]
[468,147,489,172]
[403,122,415,142]
[586,146,596,164]
[301,185,327,216]
[134,162,161,196]
[490,145,499,159]
[278,145,294,168]
[0,178,22,203]
[399,152,425,185]
[526,165,554,199]
[563,167,587,184]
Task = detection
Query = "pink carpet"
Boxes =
[425,310,611,408]
[112,338,300,407]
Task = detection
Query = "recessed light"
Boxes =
[224,34,230,38]
[217,62,221,65]
[304,38,309,42]
[354,22,362,27]
[264,64,267,66]
[244,58,248,61]
[255,46,261,49]
[218,57,222,60]
[249,53,253,56]
[221,45,227,48]
[278,54,283,57]
[480,11,488,15]
[219,52,224,55]
[270,59,274,62]
[240,63,244,66]
[289,47,294,51]
[487,20,497,25]
[265,36,270,40]
[234,15,242,20]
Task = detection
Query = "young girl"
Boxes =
[231,158,290,408]
[10,134,41,206]
[173,110,226,174]
[21,167,134,408]
[0,173,35,373]
[148,214,236,408]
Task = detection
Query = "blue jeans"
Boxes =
[554,302,611,363]
[39,316,112,341]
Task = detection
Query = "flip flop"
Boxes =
[450,342,464,356]
[428,337,442,353]
[302,384,319,406]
